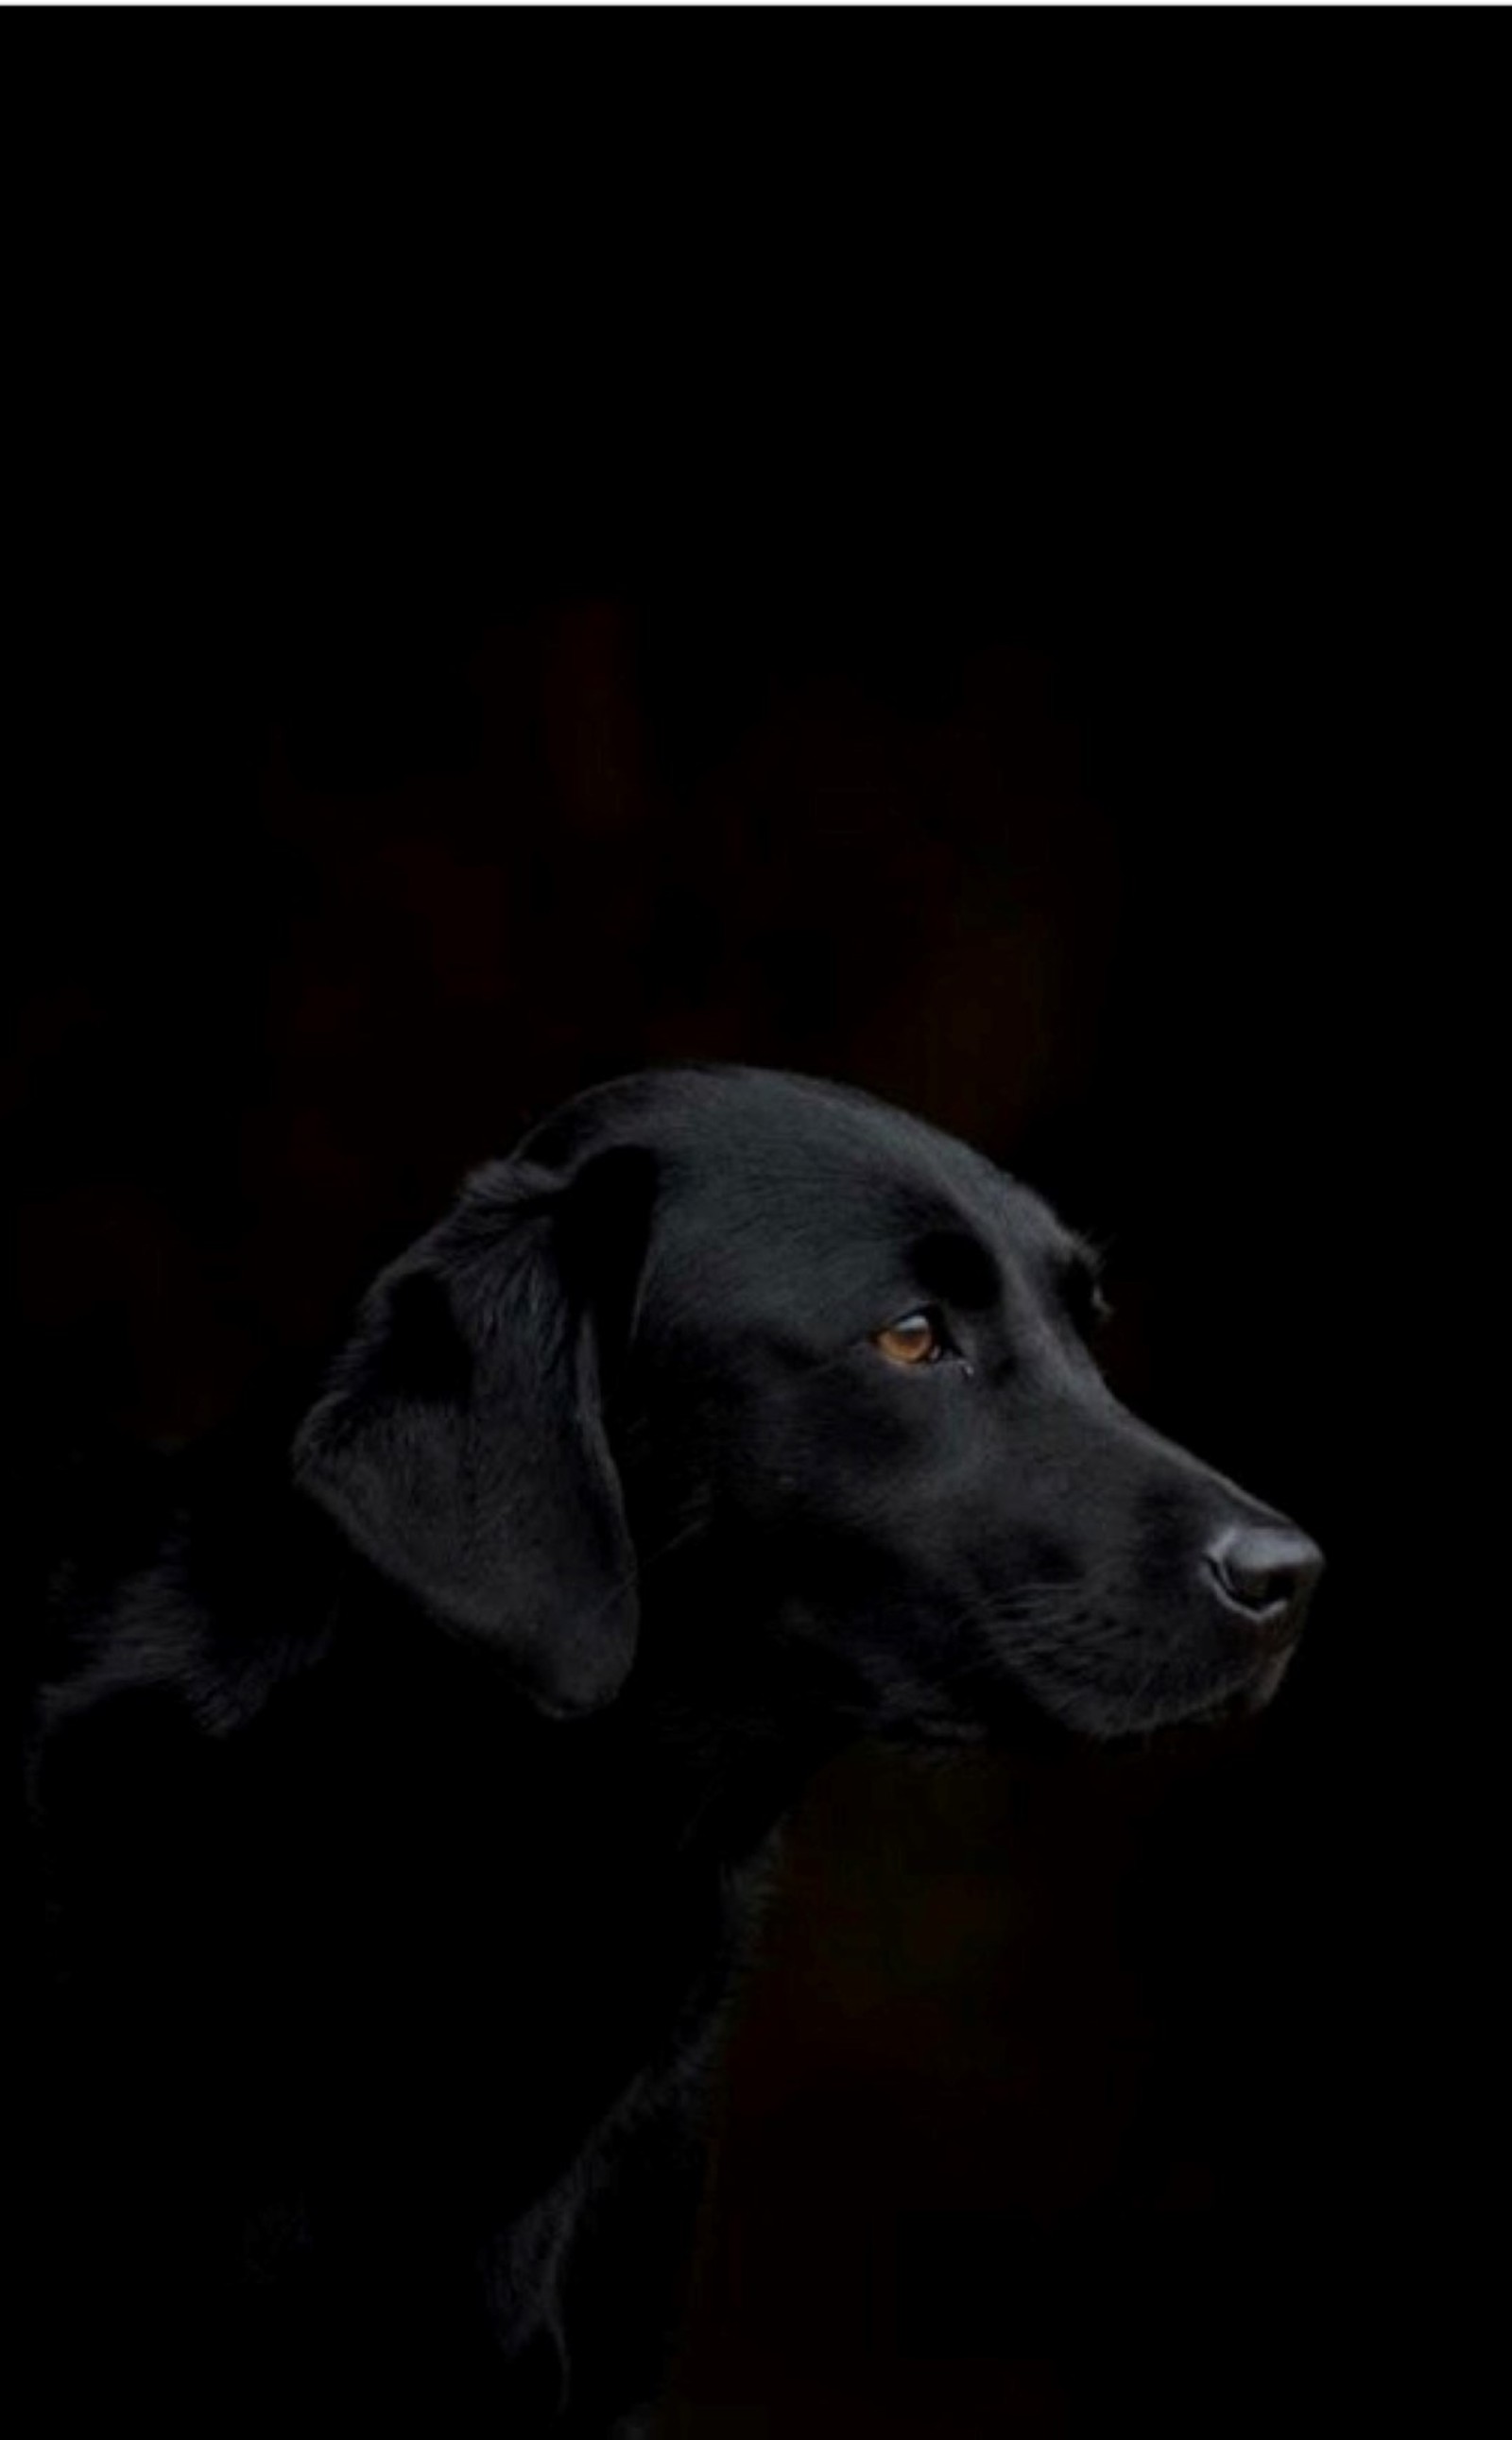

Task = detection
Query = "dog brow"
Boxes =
[910,1226,1001,1312]
[1052,1231,1108,1292]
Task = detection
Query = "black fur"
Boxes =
[20,1065,1321,2435]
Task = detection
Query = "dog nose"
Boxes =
[1206,1522,1323,1641]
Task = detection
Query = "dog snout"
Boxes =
[1205,1521,1323,1646]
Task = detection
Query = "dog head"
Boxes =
[293,1066,1322,1742]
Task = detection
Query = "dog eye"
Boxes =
[871,1310,949,1367]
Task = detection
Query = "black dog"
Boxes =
[21,1065,1321,2435]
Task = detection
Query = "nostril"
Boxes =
[1207,1524,1324,1625]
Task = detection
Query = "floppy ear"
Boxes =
[290,1143,656,1718]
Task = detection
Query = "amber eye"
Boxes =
[872,1310,946,1367]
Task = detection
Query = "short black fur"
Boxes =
[20,1065,1321,2436]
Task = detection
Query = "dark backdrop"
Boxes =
[6,486,1474,2433]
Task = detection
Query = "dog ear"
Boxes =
[290,1143,657,1718]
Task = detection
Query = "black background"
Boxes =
[5,408,1482,2435]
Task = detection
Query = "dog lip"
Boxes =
[881,1712,990,1750]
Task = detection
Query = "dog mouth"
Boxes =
[868,1619,1300,1761]
[900,1649,1296,1761]
[870,1707,994,1755]
[1098,1654,1296,1757]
